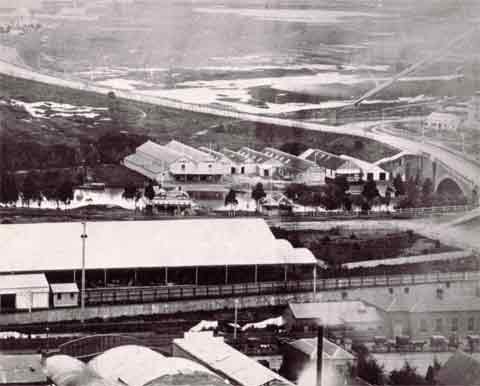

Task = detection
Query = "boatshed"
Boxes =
[0,274,49,311]
[50,283,79,308]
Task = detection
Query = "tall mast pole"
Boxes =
[80,222,87,323]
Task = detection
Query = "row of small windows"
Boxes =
[419,317,477,332]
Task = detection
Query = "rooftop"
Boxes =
[220,148,251,164]
[173,332,293,386]
[238,147,278,164]
[299,149,346,171]
[165,140,214,163]
[287,338,355,361]
[0,274,49,292]
[50,283,79,293]
[263,148,318,172]
[0,354,46,385]
[135,140,185,165]
[288,301,384,325]
[0,219,315,273]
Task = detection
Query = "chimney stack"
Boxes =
[317,326,324,386]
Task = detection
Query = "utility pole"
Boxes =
[233,299,239,340]
[80,222,87,323]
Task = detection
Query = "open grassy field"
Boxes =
[0,72,398,181]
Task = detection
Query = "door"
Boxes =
[0,294,16,311]
[393,322,403,337]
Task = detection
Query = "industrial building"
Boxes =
[173,331,293,386]
[424,112,462,132]
[300,149,389,184]
[280,337,356,386]
[44,346,230,386]
[262,148,324,184]
[283,301,386,342]
[366,291,480,341]
[0,219,316,312]
[236,147,284,178]
[123,140,227,183]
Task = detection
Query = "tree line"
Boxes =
[353,344,442,385]
[0,171,75,208]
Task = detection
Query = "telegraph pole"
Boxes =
[80,222,87,323]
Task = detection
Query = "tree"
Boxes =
[389,361,426,385]
[422,178,433,198]
[354,345,386,385]
[122,182,137,200]
[393,174,405,196]
[57,179,74,207]
[224,188,238,208]
[0,172,19,206]
[362,178,380,203]
[144,181,155,201]
[21,173,41,207]
[251,182,266,211]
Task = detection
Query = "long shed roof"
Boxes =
[0,219,315,273]
[173,332,293,386]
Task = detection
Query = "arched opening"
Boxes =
[436,178,464,197]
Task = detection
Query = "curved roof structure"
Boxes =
[0,219,315,273]
[88,345,221,386]
[44,355,117,386]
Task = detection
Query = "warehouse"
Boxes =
[173,331,294,386]
[0,219,316,291]
[0,274,49,311]
[123,140,227,183]
[262,147,325,184]
[237,147,284,178]
[283,301,386,341]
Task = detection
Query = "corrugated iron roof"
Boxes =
[173,332,293,386]
[0,274,49,292]
[0,219,315,273]
[50,283,79,293]
[287,338,355,360]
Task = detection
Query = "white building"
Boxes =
[0,274,50,311]
[237,147,284,178]
[262,147,325,184]
[300,149,389,185]
[221,148,257,175]
[424,112,462,132]
[123,140,227,183]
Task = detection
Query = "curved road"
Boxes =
[1,58,479,188]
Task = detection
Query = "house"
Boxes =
[436,351,480,386]
[262,147,325,184]
[0,274,49,311]
[280,337,356,386]
[50,283,78,308]
[283,301,386,342]
[424,112,462,132]
[300,149,348,180]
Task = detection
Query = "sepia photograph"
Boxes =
[0,0,480,385]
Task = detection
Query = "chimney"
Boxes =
[317,326,324,386]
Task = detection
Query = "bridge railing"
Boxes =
[84,270,479,307]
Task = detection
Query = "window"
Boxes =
[342,291,348,300]
[404,287,410,294]
[446,282,451,288]
[208,164,212,168]
[241,166,245,174]
[70,293,75,299]
[452,318,458,331]
[367,173,374,180]
[468,317,475,331]
[420,319,428,332]
[56,293,62,300]
[389,288,394,294]
[379,172,386,181]
[181,164,186,170]
[435,318,443,332]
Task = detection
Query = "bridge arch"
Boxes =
[58,334,143,359]
[435,177,466,197]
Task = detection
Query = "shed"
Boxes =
[50,283,79,308]
[173,332,293,386]
[0,274,49,311]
